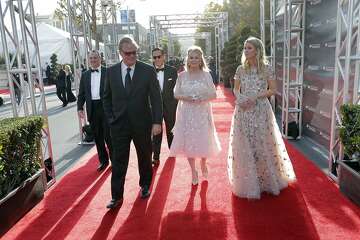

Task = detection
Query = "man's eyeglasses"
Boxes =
[153,55,162,60]
[122,51,137,56]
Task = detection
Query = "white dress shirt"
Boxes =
[121,62,135,86]
[90,67,101,100]
[156,65,165,91]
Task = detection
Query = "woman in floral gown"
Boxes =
[228,37,296,199]
[170,46,221,185]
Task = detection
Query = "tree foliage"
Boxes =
[339,104,360,160]
[197,0,261,85]
[161,38,169,56]
[173,39,182,57]
[0,116,44,199]
[223,0,260,35]
[195,2,223,57]
[54,0,82,28]
[49,53,59,84]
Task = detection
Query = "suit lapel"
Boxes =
[100,66,105,97]
[86,71,91,99]
[116,62,125,90]
[163,65,170,94]
[130,61,140,95]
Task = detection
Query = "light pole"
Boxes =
[127,5,130,34]
[119,0,131,35]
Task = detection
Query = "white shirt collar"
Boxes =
[90,66,101,71]
[121,61,135,71]
[155,64,165,69]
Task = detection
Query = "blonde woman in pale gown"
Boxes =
[228,37,296,199]
[170,46,221,185]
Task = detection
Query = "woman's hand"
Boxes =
[191,95,202,103]
[239,99,251,110]
[238,96,256,110]
[248,96,257,106]
[182,95,201,103]
[176,95,194,102]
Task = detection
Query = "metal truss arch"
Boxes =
[149,12,228,83]
[170,32,212,56]
[67,0,93,91]
[282,0,306,139]
[260,0,276,110]
[329,0,360,180]
[101,0,118,66]
[260,0,276,69]
[0,0,55,187]
[67,0,93,144]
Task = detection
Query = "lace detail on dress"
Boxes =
[170,71,221,158]
[228,64,296,199]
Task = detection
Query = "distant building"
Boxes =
[119,9,136,23]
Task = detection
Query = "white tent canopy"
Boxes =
[1,22,104,66]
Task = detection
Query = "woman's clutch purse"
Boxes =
[190,94,201,100]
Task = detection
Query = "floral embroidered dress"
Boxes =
[169,71,221,158]
[228,64,296,199]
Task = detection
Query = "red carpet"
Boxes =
[2,86,360,240]
[0,89,10,95]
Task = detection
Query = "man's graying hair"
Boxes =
[118,36,139,51]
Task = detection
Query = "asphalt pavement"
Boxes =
[0,89,94,180]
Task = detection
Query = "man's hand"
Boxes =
[78,110,85,119]
[152,124,162,136]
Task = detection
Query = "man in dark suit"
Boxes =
[151,47,178,166]
[45,62,51,85]
[11,71,21,105]
[77,50,112,172]
[103,36,162,209]
[56,65,67,107]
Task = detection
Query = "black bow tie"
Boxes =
[91,69,99,73]
[156,68,164,73]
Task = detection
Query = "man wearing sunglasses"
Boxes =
[151,47,178,167]
[103,36,163,209]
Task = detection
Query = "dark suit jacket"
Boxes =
[77,67,106,122]
[161,64,178,115]
[103,61,162,133]
[57,69,66,88]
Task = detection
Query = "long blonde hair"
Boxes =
[64,65,72,75]
[241,37,268,76]
[185,46,209,72]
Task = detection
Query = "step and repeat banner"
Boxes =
[274,0,337,148]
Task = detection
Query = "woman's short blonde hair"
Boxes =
[185,46,209,72]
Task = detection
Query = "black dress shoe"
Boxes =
[106,198,122,209]
[140,186,150,199]
[97,162,109,172]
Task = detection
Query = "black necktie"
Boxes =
[125,67,132,95]
[90,69,99,73]
[156,68,164,73]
